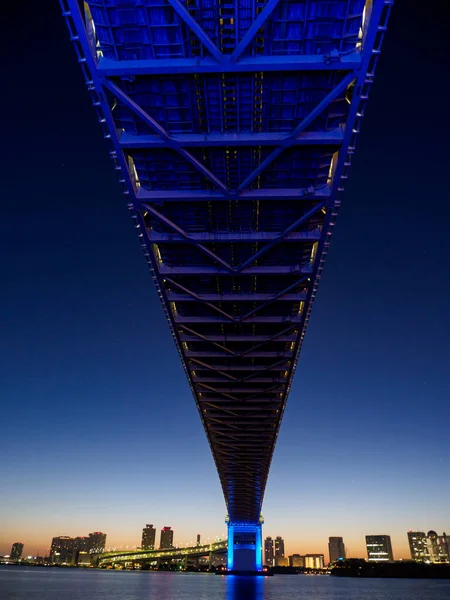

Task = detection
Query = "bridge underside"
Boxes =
[63,0,391,573]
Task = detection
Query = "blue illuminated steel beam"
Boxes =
[119,129,344,149]
[98,52,362,76]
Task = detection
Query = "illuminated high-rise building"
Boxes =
[160,526,174,549]
[196,534,201,546]
[275,536,285,558]
[425,531,449,563]
[10,543,24,560]
[407,531,428,562]
[264,537,274,566]
[365,535,393,562]
[142,524,156,550]
[87,532,106,554]
[328,537,346,564]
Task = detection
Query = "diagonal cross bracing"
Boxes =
[62,0,392,525]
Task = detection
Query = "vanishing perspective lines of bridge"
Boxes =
[61,0,392,573]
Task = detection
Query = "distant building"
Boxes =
[275,536,285,558]
[289,554,305,567]
[305,554,324,569]
[10,543,24,561]
[142,524,156,550]
[160,526,174,549]
[425,531,449,563]
[408,531,428,562]
[274,556,289,567]
[50,536,76,564]
[328,537,346,564]
[366,535,393,562]
[264,537,274,566]
[87,532,106,554]
[197,534,201,546]
[49,532,106,565]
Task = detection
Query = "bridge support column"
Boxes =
[226,520,263,574]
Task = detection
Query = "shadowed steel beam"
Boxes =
[137,186,331,202]
[230,0,281,62]
[142,205,234,271]
[174,315,302,324]
[120,129,344,149]
[168,292,307,302]
[163,277,236,322]
[187,350,293,358]
[159,264,313,276]
[237,205,325,271]
[237,73,355,192]
[238,278,308,322]
[103,80,230,194]
[149,230,321,243]
[98,52,361,75]
[180,334,297,342]
[178,325,239,357]
[189,360,290,372]
[165,0,223,63]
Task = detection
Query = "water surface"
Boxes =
[1,567,450,600]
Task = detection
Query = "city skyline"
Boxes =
[3,524,450,561]
[1,0,449,569]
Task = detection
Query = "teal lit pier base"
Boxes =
[225,520,263,575]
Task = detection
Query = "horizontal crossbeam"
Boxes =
[120,129,344,149]
[98,52,361,76]
[159,264,313,276]
[180,334,296,342]
[149,230,321,244]
[175,315,302,324]
[137,186,331,202]
[169,293,307,302]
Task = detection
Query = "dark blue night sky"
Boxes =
[1,1,448,558]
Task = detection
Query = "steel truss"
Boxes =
[61,0,393,524]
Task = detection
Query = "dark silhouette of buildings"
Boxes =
[49,532,107,564]
[160,526,174,549]
[10,543,24,560]
[329,536,346,563]
[142,524,156,550]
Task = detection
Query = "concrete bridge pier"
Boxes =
[226,521,263,574]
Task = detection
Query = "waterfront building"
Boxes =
[289,554,305,567]
[49,532,106,564]
[366,535,394,562]
[425,531,449,563]
[264,537,274,566]
[50,536,76,564]
[10,543,24,560]
[305,554,324,569]
[160,526,174,549]
[407,531,428,562]
[87,532,106,554]
[274,556,289,567]
[328,536,346,564]
[142,524,156,550]
[274,536,285,558]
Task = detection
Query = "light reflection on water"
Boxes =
[1,567,450,600]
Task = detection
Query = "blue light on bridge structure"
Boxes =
[61,0,392,574]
